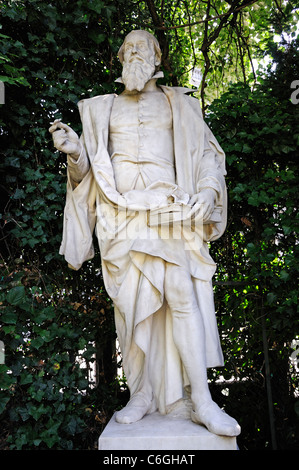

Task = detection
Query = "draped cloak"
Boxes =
[59,85,227,414]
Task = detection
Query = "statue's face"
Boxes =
[122,31,155,68]
[121,31,156,92]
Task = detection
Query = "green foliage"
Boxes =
[140,1,299,109]
[206,58,299,448]
[0,269,118,449]
[0,0,134,450]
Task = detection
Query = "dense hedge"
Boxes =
[0,271,117,449]
[206,71,299,449]
[0,0,134,449]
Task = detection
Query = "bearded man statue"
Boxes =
[49,30,241,437]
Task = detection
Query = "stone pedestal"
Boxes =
[98,411,238,450]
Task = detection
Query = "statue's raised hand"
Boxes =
[49,119,81,159]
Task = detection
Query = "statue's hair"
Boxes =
[118,30,162,69]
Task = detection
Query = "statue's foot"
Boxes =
[191,400,241,437]
[115,393,152,424]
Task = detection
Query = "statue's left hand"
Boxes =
[189,188,216,222]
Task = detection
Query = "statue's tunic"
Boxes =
[61,85,226,413]
[109,90,175,193]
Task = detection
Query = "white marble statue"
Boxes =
[49,30,240,437]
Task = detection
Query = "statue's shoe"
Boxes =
[115,393,152,424]
[191,401,241,437]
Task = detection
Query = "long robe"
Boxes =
[59,86,227,414]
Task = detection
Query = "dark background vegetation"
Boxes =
[0,0,298,450]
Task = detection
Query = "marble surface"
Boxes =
[98,411,238,450]
[50,29,240,438]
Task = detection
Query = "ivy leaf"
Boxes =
[64,415,84,436]
[88,30,106,44]
[0,394,10,414]
[1,310,18,324]
[280,270,289,281]
[6,286,26,306]
[20,373,33,385]
[13,188,26,199]
[30,337,44,350]
[267,292,277,305]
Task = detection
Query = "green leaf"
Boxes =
[6,285,26,306]
[0,364,16,389]
[1,310,18,324]
[242,143,252,153]
[18,407,30,422]
[33,439,42,446]
[248,193,260,207]
[13,188,26,199]
[280,270,289,281]
[30,336,44,350]
[0,394,10,414]
[20,373,33,385]
[88,30,106,44]
[88,0,104,14]
[267,292,277,305]
[2,324,15,334]
[29,403,51,421]
[64,415,84,436]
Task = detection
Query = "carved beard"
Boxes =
[122,59,156,92]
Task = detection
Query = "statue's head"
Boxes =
[118,30,162,92]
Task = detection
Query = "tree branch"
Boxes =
[151,0,261,31]
[145,0,178,84]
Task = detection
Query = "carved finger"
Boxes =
[49,121,72,134]
[189,194,201,206]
